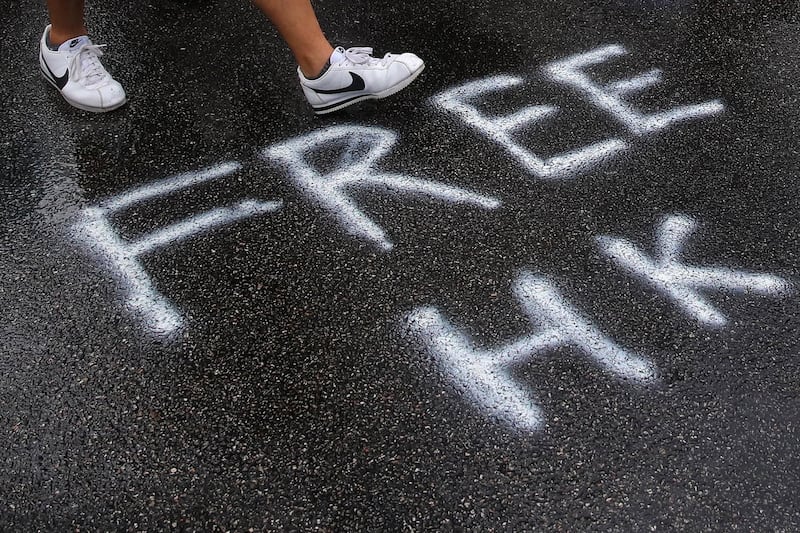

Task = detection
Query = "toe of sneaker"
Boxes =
[63,79,127,112]
[396,53,424,74]
[99,80,127,108]
[89,80,126,111]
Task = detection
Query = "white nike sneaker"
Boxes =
[39,25,127,113]
[298,46,424,114]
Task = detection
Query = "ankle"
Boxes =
[297,45,335,78]
[298,58,330,79]
[48,26,89,47]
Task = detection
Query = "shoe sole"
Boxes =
[40,63,127,113]
[311,63,425,115]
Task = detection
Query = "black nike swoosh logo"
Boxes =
[311,72,366,95]
[41,55,69,90]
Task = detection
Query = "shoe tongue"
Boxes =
[58,35,91,53]
[329,47,346,65]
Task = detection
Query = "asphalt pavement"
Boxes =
[2,0,800,530]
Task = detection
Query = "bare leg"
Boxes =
[251,0,334,77]
[46,0,88,46]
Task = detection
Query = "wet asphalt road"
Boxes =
[2,0,800,530]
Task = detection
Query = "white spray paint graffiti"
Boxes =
[407,272,657,431]
[63,41,791,435]
[73,163,282,335]
[597,214,793,326]
[432,76,627,179]
[544,44,725,135]
[263,125,500,250]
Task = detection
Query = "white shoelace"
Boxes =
[338,47,393,67]
[68,44,111,86]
